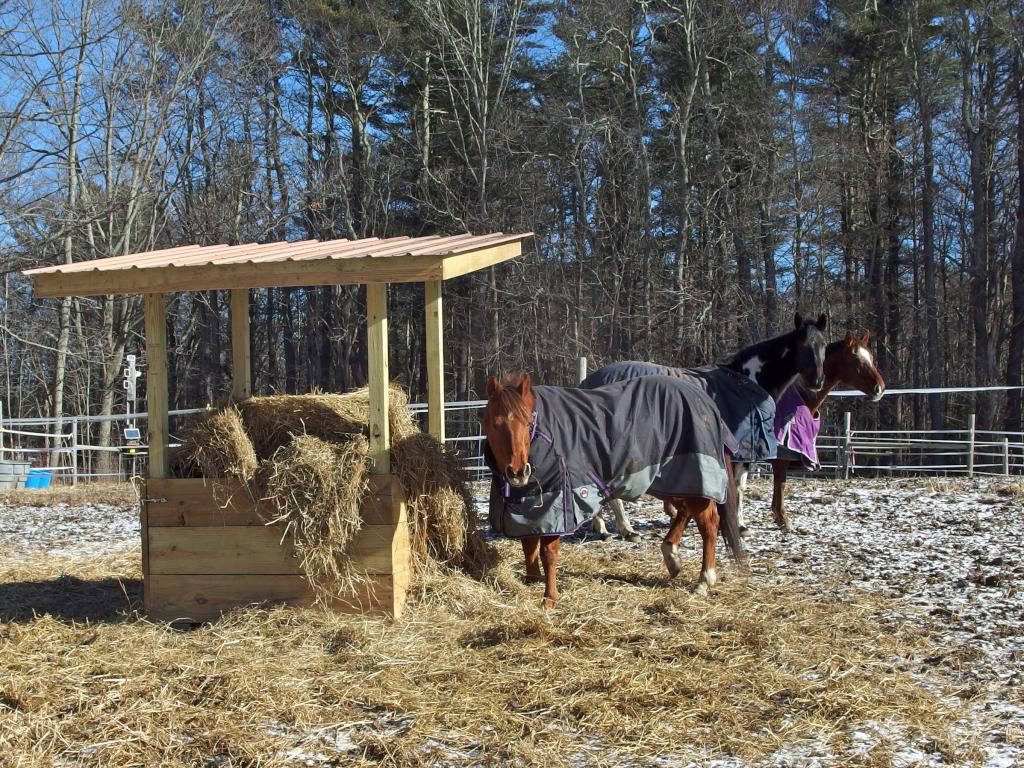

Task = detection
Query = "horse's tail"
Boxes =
[719,454,749,570]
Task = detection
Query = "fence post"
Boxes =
[0,400,4,462]
[71,419,79,486]
[577,357,587,384]
[966,413,976,477]
[1002,437,1010,476]
[842,411,852,480]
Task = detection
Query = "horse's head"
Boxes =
[793,312,828,390]
[827,331,885,401]
[484,373,537,488]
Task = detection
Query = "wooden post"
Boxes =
[366,283,390,474]
[143,293,169,479]
[230,288,251,400]
[966,413,976,477]
[424,280,445,443]
[842,411,852,480]
[578,357,587,383]
[1002,437,1010,476]
[0,400,4,462]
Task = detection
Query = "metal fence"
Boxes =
[810,417,1024,478]
[1,399,1022,486]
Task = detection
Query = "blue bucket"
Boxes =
[26,469,52,489]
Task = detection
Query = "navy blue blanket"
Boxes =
[579,362,777,463]
[488,376,737,538]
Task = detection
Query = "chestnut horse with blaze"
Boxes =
[484,372,746,608]
[763,331,885,530]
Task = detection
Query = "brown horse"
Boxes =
[484,373,745,608]
[762,331,885,531]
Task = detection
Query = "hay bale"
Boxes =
[172,385,496,588]
[259,434,370,596]
[173,406,258,482]
[237,386,418,459]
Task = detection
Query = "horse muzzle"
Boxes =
[871,384,884,402]
[505,462,532,488]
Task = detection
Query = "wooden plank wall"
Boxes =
[144,476,409,622]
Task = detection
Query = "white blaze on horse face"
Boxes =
[742,356,765,383]
[857,346,874,367]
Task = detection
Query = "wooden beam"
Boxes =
[440,241,522,280]
[230,288,251,399]
[143,293,169,479]
[424,280,445,442]
[366,283,390,474]
[30,254,445,297]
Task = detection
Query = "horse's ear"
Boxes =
[486,376,502,398]
[860,330,872,346]
[816,313,827,330]
[844,330,857,347]
[794,312,804,329]
[515,373,532,397]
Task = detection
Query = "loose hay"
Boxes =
[0,545,990,767]
[259,434,370,597]
[392,433,497,578]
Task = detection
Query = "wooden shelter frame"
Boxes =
[24,232,531,619]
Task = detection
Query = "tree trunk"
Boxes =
[1005,51,1024,432]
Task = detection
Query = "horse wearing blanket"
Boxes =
[581,313,828,538]
[484,373,745,607]
[580,361,776,539]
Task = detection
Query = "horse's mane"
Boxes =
[726,326,799,366]
[825,338,846,358]
[492,372,534,420]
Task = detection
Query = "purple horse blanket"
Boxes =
[774,385,821,468]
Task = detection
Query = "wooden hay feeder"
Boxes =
[24,233,531,621]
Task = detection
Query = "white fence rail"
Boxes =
[2,399,1022,485]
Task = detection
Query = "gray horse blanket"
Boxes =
[488,376,737,538]
[579,361,777,463]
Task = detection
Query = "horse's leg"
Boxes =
[660,498,692,578]
[691,498,720,595]
[539,535,561,608]
[771,460,792,532]
[608,497,640,542]
[522,536,543,584]
[591,508,611,540]
[734,462,749,534]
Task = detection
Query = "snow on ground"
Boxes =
[0,502,139,560]
[2,475,1022,765]
[564,475,1024,768]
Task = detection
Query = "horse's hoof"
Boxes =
[692,581,710,596]
[524,573,544,584]
[541,597,556,610]
[623,532,641,543]
[600,532,613,542]
[738,526,749,538]
[660,542,681,578]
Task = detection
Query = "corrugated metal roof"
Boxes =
[23,232,532,296]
